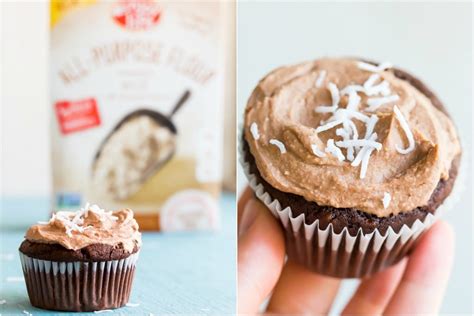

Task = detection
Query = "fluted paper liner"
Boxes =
[19,251,139,312]
[239,134,465,278]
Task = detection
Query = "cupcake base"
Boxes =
[19,252,139,312]
[284,219,421,278]
[240,137,443,278]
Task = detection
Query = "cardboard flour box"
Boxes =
[50,0,229,231]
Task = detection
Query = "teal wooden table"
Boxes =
[0,194,236,315]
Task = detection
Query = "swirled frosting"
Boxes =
[25,204,142,252]
[244,58,461,217]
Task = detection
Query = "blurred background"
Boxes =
[237,1,472,314]
[1,1,236,198]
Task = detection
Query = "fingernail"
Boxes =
[239,199,259,237]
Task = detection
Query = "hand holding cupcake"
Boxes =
[241,57,461,278]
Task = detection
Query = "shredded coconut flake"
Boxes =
[315,105,337,113]
[369,81,391,96]
[393,105,415,154]
[325,139,345,161]
[383,192,391,209]
[126,303,140,307]
[250,122,260,140]
[311,144,326,157]
[360,146,376,179]
[357,61,393,73]
[363,74,380,90]
[346,90,361,111]
[315,119,344,133]
[340,85,365,95]
[327,83,340,107]
[364,115,379,139]
[335,139,382,150]
[94,310,113,314]
[366,95,399,112]
[0,299,6,305]
[315,70,327,87]
[315,82,341,113]
[269,139,286,154]
[351,133,378,167]
[22,311,32,316]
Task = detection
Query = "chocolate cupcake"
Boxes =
[19,204,141,311]
[241,58,461,278]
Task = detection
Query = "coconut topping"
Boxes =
[250,122,260,140]
[244,58,461,216]
[311,144,326,157]
[383,192,391,209]
[325,139,345,161]
[315,70,327,87]
[269,139,287,154]
[24,204,141,252]
[393,105,416,154]
[357,61,393,73]
[366,95,400,112]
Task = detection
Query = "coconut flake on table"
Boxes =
[250,122,260,140]
[366,95,400,112]
[22,311,32,316]
[383,192,391,209]
[94,310,113,314]
[0,299,6,305]
[269,139,286,154]
[315,70,327,88]
[393,105,416,154]
[357,61,393,73]
[126,303,140,307]
[311,144,326,157]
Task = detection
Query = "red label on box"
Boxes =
[55,98,101,134]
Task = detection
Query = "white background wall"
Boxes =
[237,2,472,314]
[1,1,49,196]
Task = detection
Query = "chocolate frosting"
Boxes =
[25,205,142,252]
[244,58,461,216]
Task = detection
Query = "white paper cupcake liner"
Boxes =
[19,251,140,311]
[239,134,465,278]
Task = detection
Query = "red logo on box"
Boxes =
[112,0,161,31]
[55,98,101,134]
